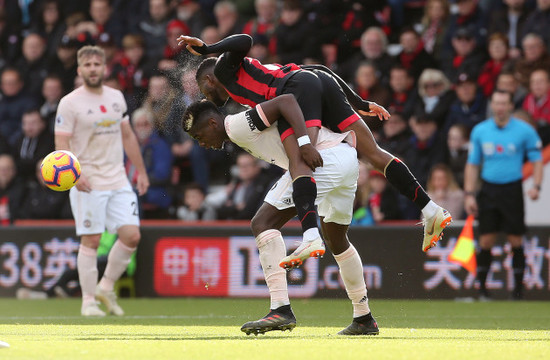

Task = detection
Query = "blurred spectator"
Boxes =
[521,0,550,47]
[513,33,550,88]
[15,32,49,99]
[112,34,154,113]
[414,68,455,129]
[200,26,222,47]
[40,75,64,131]
[444,72,487,134]
[418,0,450,63]
[89,0,125,46]
[31,0,65,59]
[275,0,313,65]
[63,12,90,39]
[139,0,174,60]
[395,27,437,81]
[367,169,403,223]
[248,34,274,63]
[96,32,124,78]
[0,67,38,147]
[426,163,465,220]
[441,26,487,83]
[442,0,488,56]
[216,152,273,220]
[352,61,391,132]
[142,72,181,142]
[0,134,9,154]
[47,34,79,93]
[512,108,537,128]
[478,33,510,97]
[242,0,279,57]
[164,19,191,61]
[351,162,375,226]
[522,68,550,145]
[378,112,412,160]
[388,65,417,119]
[488,0,530,59]
[0,154,25,225]
[129,107,173,219]
[334,0,389,64]
[176,182,217,221]
[18,160,71,219]
[405,114,446,187]
[213,0,244,38]
[492,70,527,113]
[445,123,470,187]
[12,109,55,183]
[176,0,215,37]
[0,8,22,65]
[338,27,394,85]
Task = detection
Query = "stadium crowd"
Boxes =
[1,0,549,225]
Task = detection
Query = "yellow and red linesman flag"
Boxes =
[448,215,477,275]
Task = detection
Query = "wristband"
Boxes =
[465,191,475,197]
[297,135,311,147]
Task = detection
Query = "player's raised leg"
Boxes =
[345,119,452,251]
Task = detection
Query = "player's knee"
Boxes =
[250,214,270,237]
[121,230,141,248]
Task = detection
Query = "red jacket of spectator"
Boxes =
[522,90,550,125]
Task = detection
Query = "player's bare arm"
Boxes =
[301,64,390,121]
[55,133,91,193]
[527,160,543,200]
[121,121,150,196]
[260,94,323,171]
[463,163,480,216]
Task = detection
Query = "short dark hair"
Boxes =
[196,57,217,82]
[182,100,221,132]
[492,88,513,103]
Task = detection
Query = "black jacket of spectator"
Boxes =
[488,6,530,49]
[413,90,456,129]
[216,170,273,220]
[441,49,487,84]
[404,132,446,188]
[444,90,487,134]
[15,56,49,99]
[521,8,550,47]
[12,129,55,182]
[275,15,314,65]
[0,177,25,224]
[18,181,71,219]
[0,91,37,146]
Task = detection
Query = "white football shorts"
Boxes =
[264,143,358,225]
[69,184,140,235]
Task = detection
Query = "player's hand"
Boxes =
[177,35,205,56]
[358,102,391,121]
[527,187,540,201]
[75,174,92,193]
[136,173,150,196]
[299,144,323,170]
[464,195,478,216]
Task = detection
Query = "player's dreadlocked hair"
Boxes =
[182,100,221,132]
[196,57,218,82]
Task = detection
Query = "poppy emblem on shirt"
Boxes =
[496,144,504,153]
[100,105,107,113]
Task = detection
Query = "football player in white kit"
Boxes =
[55,46,150,316]
[182,94,378,336]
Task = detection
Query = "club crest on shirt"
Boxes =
[112,103,121,112]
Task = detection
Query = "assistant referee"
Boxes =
[464,89,543,300]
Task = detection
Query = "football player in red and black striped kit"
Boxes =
[178,33,452,254]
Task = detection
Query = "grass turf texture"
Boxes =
[0,299,549,360]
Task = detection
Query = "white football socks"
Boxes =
[334,244,370,318]
[98,240,135,292]
[256,229,290,310]
[421,200,439,219]
[78,244,98,306]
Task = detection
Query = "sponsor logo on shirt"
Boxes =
[95,119,118,128]
[245,111,256,131]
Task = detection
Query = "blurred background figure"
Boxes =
[275,0,312,65]
[351,162,375,226]
[40,75,64,132]
[18,159,71,220]
[478,33,511,98]
[522,68,550,145]
[12,109,54,184]
[0,154,25,225]
[128,107,173,219]
[426,163,465,220]
[215,152,274,220]
[414,68,454,129]
[367,170,403,223]
[445,124,470,188]
[213,0,244,38]
[418,0,450,64]
[176,182,217,221]
[444,72,487,134]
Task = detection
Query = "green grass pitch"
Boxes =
[1,298,549,360]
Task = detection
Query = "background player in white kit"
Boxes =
[55,46,149,316]
[183,95,378,336]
